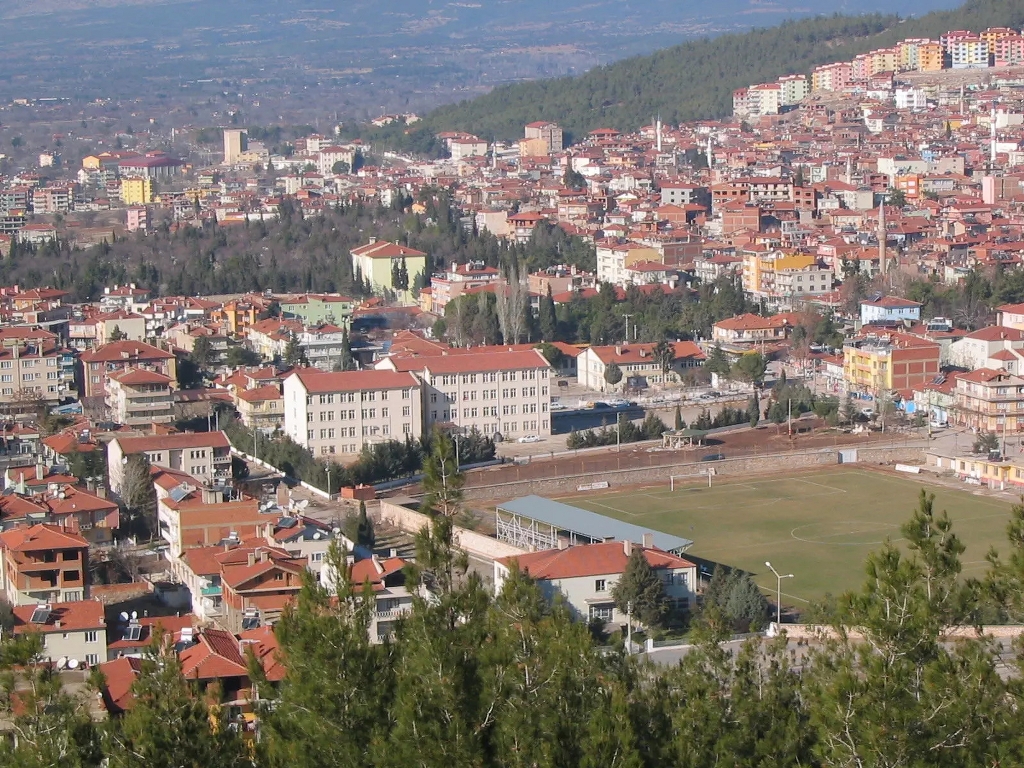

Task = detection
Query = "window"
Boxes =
[589,604,613,621]
[381,407,389,417]
[0,375,10,383]
[402,406,411,416]
[85,653,99,666]
[0,361,9,369]
[307,429,314,440]
[85,631,98,643]
[595,579,606,592]
[403,423,411,434]
[402,389,411,399]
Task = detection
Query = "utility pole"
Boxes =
[787,398,792,437]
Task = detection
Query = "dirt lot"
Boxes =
[445,420,915,492]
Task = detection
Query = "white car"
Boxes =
[517,435,542,444]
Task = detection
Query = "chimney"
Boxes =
[201,487,220,505]
[389,548,398,558]
[95,486,107,500]
[260,549,270,563]
[615,345,623,355]
[623,539,632,557]
[642,533,653,548]
[368,236,377,245]
[247,551,256,567]
[35,461,44,481]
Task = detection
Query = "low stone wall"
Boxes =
[460,444,927,501]
[772,622,1024,642]
[378,499,524,561]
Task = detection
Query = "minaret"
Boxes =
[878,200,887,276]
[707,136,714,168]
[845,156,853,185]
[991,107,998,168]
[656,117,662,153]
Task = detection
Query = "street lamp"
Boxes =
[765,561,794,627]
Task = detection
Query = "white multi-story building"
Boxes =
[378,348,553,440]
[283,369,423,457]
[778,74,809,105]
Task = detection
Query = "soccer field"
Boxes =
[557,468,1016,608]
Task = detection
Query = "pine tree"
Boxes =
[674,404,684,431]
[612,546,667,629]
[539,284,557,341]
[104,646,249,768]
[748,391,760,428]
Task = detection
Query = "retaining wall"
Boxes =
[460,444,927,501]
[378,499,525,561]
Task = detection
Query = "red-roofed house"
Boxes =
[712,313,792,345]
[219,545,305,633]
[577,342,705,392]
[0,524,90,605]
[494,539,697,624]
[13,599,106,667]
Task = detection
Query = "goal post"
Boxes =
[671,468,715,491]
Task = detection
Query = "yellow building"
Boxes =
[919,42,945,71]
[520,137,550,157]
[349,240,428,305]
[741,251,816,296]
[870,48,898,74]
[121,177,153,205]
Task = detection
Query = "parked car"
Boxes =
[517,435,542,444]
[701,453,726,462]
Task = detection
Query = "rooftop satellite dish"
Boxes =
[58,492,65,499]
[312,532,321,540]
[67,659,80,670]
[296,499,309,510]
[119,611,130,623]
[56,656,68,670]
[130,611,138,620]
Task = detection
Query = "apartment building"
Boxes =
[953,368,1024,432]
[236,384,284,431]
[0,524,90,606]
[524,121,564,154]
[107,431,232,494]
[778,74,809,105]
[283,369,423,457]
[105,368,174,426]
[742,250,824,301]
[321,554,415,642]
[379,349,553,440]
[12,599,107,667]
[429,261,504,311]
[596,241,662,286]
[949,37,989,69]
[0,485,119,547]
[843,332,941,398]
[0,333,76,408]
[78,340,176,399]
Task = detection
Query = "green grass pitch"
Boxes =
[557,468,1016,608]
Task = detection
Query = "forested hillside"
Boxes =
[1,194,595,302]
[379,0,1024,143]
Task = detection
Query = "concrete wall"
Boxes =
[460,444,926,501]
[378,499,525,561]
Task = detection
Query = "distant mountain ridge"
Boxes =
[411,0,1024,142]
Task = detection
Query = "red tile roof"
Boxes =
[179,628,248,680]
[112,431,230,454]
[499,541,694,580]
[13,599,105,634]
[79,340,174,362]
[0,523,89,552]
[292,369,418,394]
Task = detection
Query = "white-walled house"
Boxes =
[493,539,697,624]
